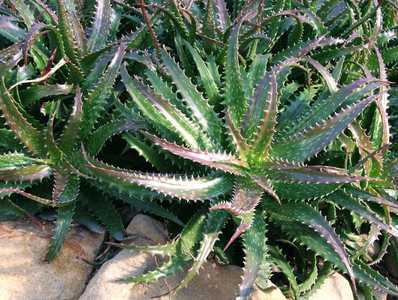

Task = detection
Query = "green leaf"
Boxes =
[52,173,80,204]
[0,164,50,182]
[56,0,86,65]
[263,162,373,184]
[160,49,222,145]
[15,0,35,29]
[144,133,246,175]
[249,71,278,158]
[46,203,76,261]
[213,0,230,32]
[81,42,127,138]
[87,0,112,52]
[265,201,356,290]
[327,191,398,237]
[277,79,383,142]
[87,120,140,156]
[82,190,124,240]
[344,187,398,209]
[298,254,318,294]
[122,133,166,171]
[243,54,270,100]
[174,210,228,292]
[0,79,45,155]
[121,66,207,149]
[82,154,233,201]
[282,222,398,295]
[272,93,381,162]
[225,16,248,128]
[239,213,270,299]
[0,153,44,168]
[306,57,338,93]
[184,42,220,103]
[269,245,299,297]
[19,84,73,106]
[0,17,26,42]
[59,87,83,154]
[121,213,206,284]
[243,60,292,141]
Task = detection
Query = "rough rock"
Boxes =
[79,214,182,300]
[0,219,104,300]
[309,273,354,300]
[250,282,287,300]
[80,214,286,300]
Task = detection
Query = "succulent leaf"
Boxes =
[82,153,233,201]
[46,203,76,261]
[87,0,112,52]
[265,201,356,291]
[238,212,270,300]
[0,79,45,155]
[160,49,222,144]
[272,93,382,162]
[144,133,246,175]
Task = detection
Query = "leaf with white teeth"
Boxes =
[225,14,248,129]
[327,191,398,237]
[121,214,206,284]
[349,121,381,173]
[0,164,50,182]
[281,221,398,296]
[225,111,248,155]
[160,49,222,144]
[344,187,398,209]
[268,245,299,298]
[184,42,220,103]
[87,120,141,156]
[373,47,390,150]
[0,79,45,156]
[244,58,294,140]
[214,0,230,32]
[277,79,385,142]
[0,152,44,168]
[212,183,263,250]
[265,201,356,293]
[52,172,80,204]
[55,0,86,66]
[87,0,112,52]
[121,65,206,149]
[83,155,232,201]
[59,87,83,154]
[144,133,246,175]
[81,42,127,138]
[271,93,381,162]
[250,70,278,158]
[46,203,76,261]
[263,162,375,184]
[238,213,270,300]
[306,56,338,92]
[250,176,280,203]
[174,210,228,292]
[0,188,59,207]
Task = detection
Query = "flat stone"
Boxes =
[250,282,287,300]
[165,263,242,300]
[0,219,104,300]
[125,214,168,245]
[79,214,182,300]
[80,214,287,300]
[309,273,354,300]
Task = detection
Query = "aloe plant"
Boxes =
[0,0,173,259]
[72,2,398,299]
[0,0,397,299]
